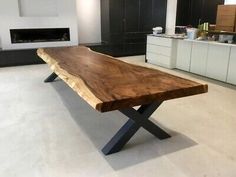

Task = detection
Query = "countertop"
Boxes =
[148,34,186,39]
[148,34,236,47]
[183,39,236,47]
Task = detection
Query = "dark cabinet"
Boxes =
[176,0,191,26]
[109,0,124,34]
[0,49,44,67]
[100,0,167,56]
[176,0,224,27]
[201,0,224,24]
[190,0,203,27]
[124,0,140,32]
[140,0,153,32]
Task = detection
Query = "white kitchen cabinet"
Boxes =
[146,37,236,85]
[190,42,209,76]
[176,40,192,71]
[147,36,172,47]
[146,44,171,57]
[146,35,177,69]
[146,52,172,67]
[227,46,236,85]
[206,44,231,82]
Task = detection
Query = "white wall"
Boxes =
[19,0,58,17]
[76,0,101,44]
[0,0,78,50]
[225,0,236,4]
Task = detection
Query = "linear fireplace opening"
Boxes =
[10,28,70,44]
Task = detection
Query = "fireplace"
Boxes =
[10,28,70,44]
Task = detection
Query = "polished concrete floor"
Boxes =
[1,56,236,177]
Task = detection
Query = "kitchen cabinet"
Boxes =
[100,0,167,56]
[227,46,236,85]
[206,44,231,82]
[176,0,191,26]
[146,38,236,85]
[176,40,192,71]
[201,0,224,25]
[189,0,203,27]
[216,5,236,32]
[190,42,208,76]
[146,35,177,69]
[0,49,43,67]
[176,0,224,27]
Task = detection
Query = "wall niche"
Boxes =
[18,0,58,17]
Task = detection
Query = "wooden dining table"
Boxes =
[37,46,208,155]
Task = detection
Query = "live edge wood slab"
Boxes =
[37,46,208,155]
[37,46,208,112]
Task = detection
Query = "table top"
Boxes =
[37,46,208,112]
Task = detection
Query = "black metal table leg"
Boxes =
[102,119,140,155]
[44,73,58,83]
[102,101,171,155]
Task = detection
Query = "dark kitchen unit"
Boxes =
[0,49,44,67]
[92,0,167,57]
[176,0,224,27]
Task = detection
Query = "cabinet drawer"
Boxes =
[147,36,172,47]
[146,44,171,57]
[147,52,171,68]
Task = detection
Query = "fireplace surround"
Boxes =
[0,0,78,50]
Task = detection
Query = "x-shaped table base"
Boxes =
[102,101,171,155]
[44,73,171,155]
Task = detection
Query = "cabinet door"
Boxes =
[189,0,203,27]
[152,0,167,31]
[227,46,236,85]
[206,44,230,82]
[140,0,153,32]
[176,40,192,71]
[176,0,191,26]
[201,0,224,24]
[124,0,139,32]
[110,0,124,34]
[109,0,125,44]
[190,42,208,76]
[176,0,224,27]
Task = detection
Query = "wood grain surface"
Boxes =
[37,46,208,112]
